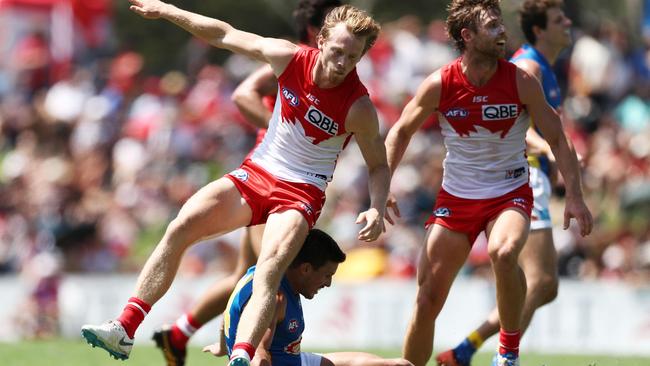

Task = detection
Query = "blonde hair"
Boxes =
[317,5,381,54]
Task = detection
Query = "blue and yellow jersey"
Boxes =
[511,44,563,174]
[224,266,305,366]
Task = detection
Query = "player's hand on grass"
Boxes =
[356,207,385,242]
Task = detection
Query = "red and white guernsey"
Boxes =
[438,57,529,199]
[251,47,368,191]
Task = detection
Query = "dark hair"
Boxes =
[290,229,346,269]
[519,0,563,45]
[293,0,343,44]
[446,0,501,52]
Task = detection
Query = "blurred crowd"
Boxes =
[0,7,649,334]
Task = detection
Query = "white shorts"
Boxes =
[529,166,552,230]
[301,352,323,366]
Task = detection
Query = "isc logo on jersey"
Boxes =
[305,105,339,135]
[482,104,518,120]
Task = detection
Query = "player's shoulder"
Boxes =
[417,68,444,99]
[291,45,318,61]
[426,68,444,87]
[346,95,375,121]
[512,57,542,80]
[263,37,300,59]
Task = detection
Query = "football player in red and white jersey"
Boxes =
[384,1,592,366]
[436,2,576,366]
[150,2,342,365]
[81,2,392,366]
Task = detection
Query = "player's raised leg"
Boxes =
[153,224,263,365]
[81,178,252,360]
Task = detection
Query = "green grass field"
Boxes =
[1,340,649,366]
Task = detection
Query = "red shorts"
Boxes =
[225,159,325,228]
[425,183,533,244]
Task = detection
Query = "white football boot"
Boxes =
[81,320,133,360]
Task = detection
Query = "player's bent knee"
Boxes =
[414,288,445,316]
[488,240,521,268]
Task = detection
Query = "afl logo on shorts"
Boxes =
[300,202,313,216]
[512,197,528,209]
[230,169,249,182]
[434,207,451,217]
[282,87,299,106]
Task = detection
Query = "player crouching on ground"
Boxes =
[203,229,413,366]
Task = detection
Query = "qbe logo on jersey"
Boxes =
[305,105,339,135]
[482,104,518,120]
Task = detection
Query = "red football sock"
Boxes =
[117,297,152,339]
[498,328,521,356]
[170,313,202,349]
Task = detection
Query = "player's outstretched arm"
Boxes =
[129,0,297,74]
[346,97,390,242]
[517,68,593,237]
[385,71,441,174]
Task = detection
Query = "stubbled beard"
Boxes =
[475,44,504,59]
